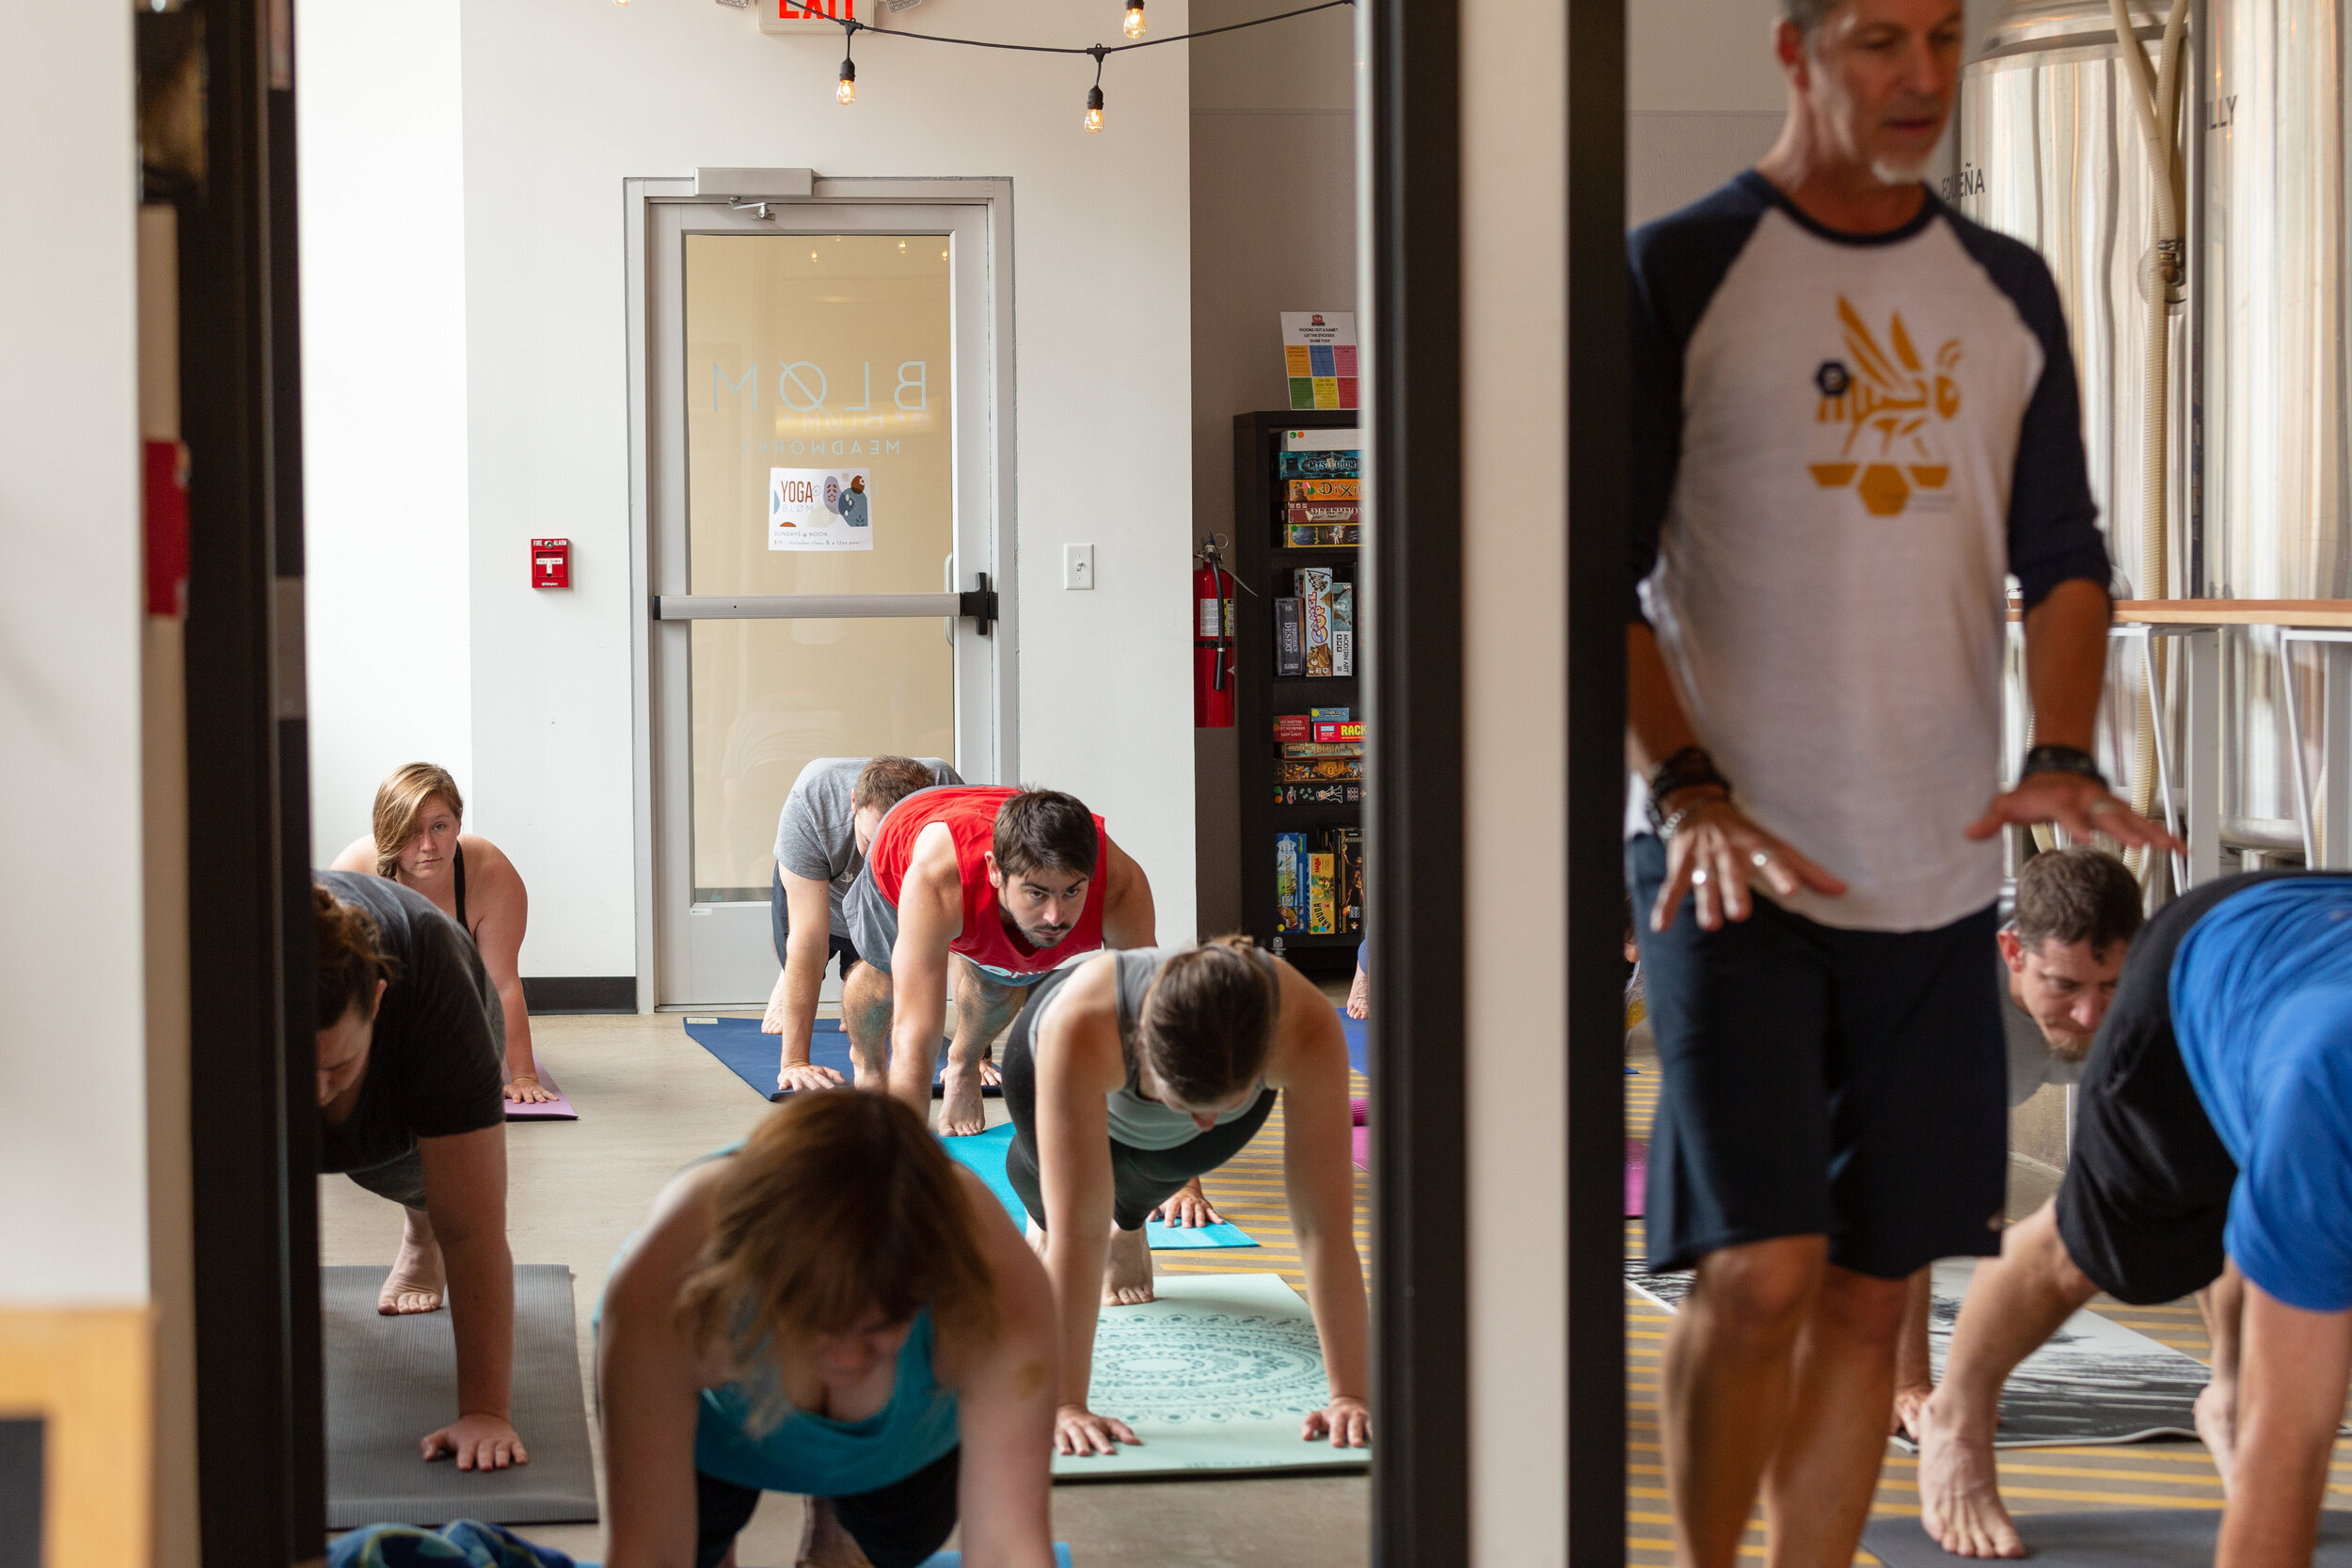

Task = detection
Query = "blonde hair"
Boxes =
[674,1091,998,1430]
[372,763,466,879]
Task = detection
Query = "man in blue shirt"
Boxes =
[1915,873,2352,1565]
[1625,0,2176,1562]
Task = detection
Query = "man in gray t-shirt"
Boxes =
[764,755,961,1092]
[1893,847,2144,1437]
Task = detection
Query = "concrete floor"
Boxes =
[318,1008,1371,1568]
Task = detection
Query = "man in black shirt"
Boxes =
[314,874,526,1471]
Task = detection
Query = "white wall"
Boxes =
[1627,0,1786,228]
[1188,0,1359,935]
[299,0,476,864]
[0,0,151,1302]
[303,0,1200,974]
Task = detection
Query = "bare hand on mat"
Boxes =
[1965,771,2182,856]
[422,1411,530,1470]
[1301,1396,1372,1449]
[1151,1180,1222,1228]
[1055,1403,1140,1456]
[775,1059,847,1094]
[1650,794,1845,934]
[503,1073,558,1106]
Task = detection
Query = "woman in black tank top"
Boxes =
[329,762,554,1104]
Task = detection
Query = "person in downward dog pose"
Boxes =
[1915,872,2352,1566]
[759,755,962,1100]
[1888,847,2143,1436]
[597,1090,1058,1568]
[1000,937,1371,1458]
[313,877,527,1471]
[332,762,552,1105]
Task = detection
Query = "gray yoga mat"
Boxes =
[324,1264,599,1528]
[1863,1509,2352,1566]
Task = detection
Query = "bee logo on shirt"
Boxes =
[1807,296,1962,517]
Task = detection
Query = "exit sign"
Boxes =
[761,0,860,33]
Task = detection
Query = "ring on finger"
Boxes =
[1692,866,1710,886]
[2087,797,2119,817]
[1750,849,1774,871]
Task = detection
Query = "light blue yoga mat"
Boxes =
[920,1548,1073,1568]
[682,1015,991,1104]
[1052,1273,1368,1481]
[1336,1006,1367,1074]
[940,1125,1256,1251]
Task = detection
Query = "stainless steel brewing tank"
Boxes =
[2201,0,2351,834]
[1955,0,2190,804]
[1957,0,2189,595]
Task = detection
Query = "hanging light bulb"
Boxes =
[1122,0,1146,39]
[837,55,857,104]
[1085,84,1104,133]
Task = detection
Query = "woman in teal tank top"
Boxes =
[597,1091,1058,1568]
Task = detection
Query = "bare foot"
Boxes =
[378,1208,446,1315]
[2195,1378,2239,1496]
[1915,1395,2024,1558]
[979,1055,1002,1088]
[1893,1381,1933,1441]
[796,1498,876,1568]
[938,1061,988,1137]
[1104,1225,1154,1306]
[1345,967,1369,1020]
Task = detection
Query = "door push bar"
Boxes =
[657,573,997,636]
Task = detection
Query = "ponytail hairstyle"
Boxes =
[1134,935,1279,1109]
[372,763,466,879]
[674,1090,998,1430]
[314,882,398,1029]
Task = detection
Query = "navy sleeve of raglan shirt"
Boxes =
[1939,214,2110,610]
[1626,182,1772,624]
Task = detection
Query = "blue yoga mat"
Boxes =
[922,1548,1073,1568]
[681,1015,997,1104]
[1335,1006,1368,1074]
[941,1125,1256,1251]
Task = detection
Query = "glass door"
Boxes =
[645,198,1003,1006]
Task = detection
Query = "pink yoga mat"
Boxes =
[504,1060,577,1121]
[1625,1137,1646,1218]
[1350,1124,1370,1173]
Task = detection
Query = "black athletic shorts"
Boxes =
[1000,964,1277,1232]
[694,1447,960,1568]
[2054,869,2320,1305]
[770,863,864,978]
[1629,833,2008,1279]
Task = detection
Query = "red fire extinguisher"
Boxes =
[1194,535,1238,729]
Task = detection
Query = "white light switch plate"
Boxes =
[1064,544,1095,590]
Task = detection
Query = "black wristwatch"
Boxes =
[1646,745,1731,831]
[2020,743,2106,788]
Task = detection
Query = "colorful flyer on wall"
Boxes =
[769,467,876,551]
[1279,311,1359,411]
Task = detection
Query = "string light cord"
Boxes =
[829,0,1355,59]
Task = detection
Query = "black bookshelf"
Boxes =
[1231,409,1361,977]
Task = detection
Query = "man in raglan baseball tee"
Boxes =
[1622,1,2178,1564]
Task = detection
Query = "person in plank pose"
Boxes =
[1001,937,1371,1458]
[597,1090,1058,1568]
[1915,872,2352,1566]
[314,876,527,1471]
[331,762,552,1105]
[1888,847,2143,1437]
[760,755,961,1098]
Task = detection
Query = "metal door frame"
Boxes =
[623,174,1018,1011]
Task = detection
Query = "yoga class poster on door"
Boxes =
[769,467,876,551]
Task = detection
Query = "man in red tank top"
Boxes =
[843,786,1157,1134]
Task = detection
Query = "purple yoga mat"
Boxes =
[1350,1124,1370,1173]
[1626,1137,1646,1217]
[504,1059,577,1121]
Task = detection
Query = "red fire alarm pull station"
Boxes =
[532,538,570,589]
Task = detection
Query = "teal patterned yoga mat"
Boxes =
[939,1124,1255,1250]
[1052,1274,1368,1481]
